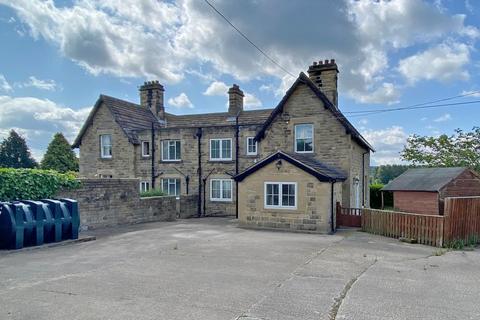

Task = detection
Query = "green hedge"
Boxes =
[370,183,393,209]
[140,189,167,198]
[0,168,80,201]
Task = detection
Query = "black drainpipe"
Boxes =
[362,151,369,207]
[235,115,239,219]
[202,168,215,217]
[196,128,203,217]
[151,122,156,188]
[331,181,335,233]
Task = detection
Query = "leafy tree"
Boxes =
[373,164,411,184]
[41,133,79,172]
[401,127,480,172]
[0,130,37,168]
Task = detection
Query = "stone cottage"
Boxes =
[72,59,373,233]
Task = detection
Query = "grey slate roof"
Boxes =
[381,167,468,192]
[234,150,347,182]
[72,95,272,148]
[164,109,273,128]
[283,152,347,180]
[72,95,160,147]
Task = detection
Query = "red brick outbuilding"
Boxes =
[381,167,480,215]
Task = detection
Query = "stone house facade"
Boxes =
[73,60,373,231]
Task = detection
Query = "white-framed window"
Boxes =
[210,179,232,201]
[100,134,112,158]
[210,138,232,161]
[264,182,297,209]
[98,174,113,179]
[246,137,257,155]
[162,140,181,161]
[162,178,181,196]
[140,181,150,192]
[142,141,150,157]
[294,124,313,153]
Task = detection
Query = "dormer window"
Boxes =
[294,124,313,153]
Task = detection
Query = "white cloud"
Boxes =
[203,81,229,96]
[244,93,262,109]
[0,95,91,159]
[0,74,13,92]
[358,118,368,126]
[461,90,480,97]
[361,126,409,165]
[168,92,193,109]
[433,113,452,122]
[351,82,400,105]
[203,80,262,109]
[20,76,58,91]
[398,42,470,84]
[2,0,478,105]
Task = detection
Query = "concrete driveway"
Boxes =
[0,218,479,320]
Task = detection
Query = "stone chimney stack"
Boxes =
[139,80,165,119]
[307,59,339,108]
[228,84,244,115]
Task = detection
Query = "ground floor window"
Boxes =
[140,181,150,192]
[264,182,297,209]
[210,179,232,201]
[162,178,180,196]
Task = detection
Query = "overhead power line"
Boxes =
[204,0,296,78]
[344,100,480,119]
[344,90,480,115]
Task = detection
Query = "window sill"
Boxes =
[264,206,298,211]
[294,151,314,154]
[99,157,113,161]
[141,156,151,159]
[209,160,234,163]
[210,199,233,203]
[160,160,183,164]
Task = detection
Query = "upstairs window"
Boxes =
[142,141,150,157]
[162,140,181,161]
[246,137,257,155]
[265,182,296,209]
[210,179,232,201]
[210,139,232,161]
[295,124,313,153]
[100,134,112,158]
[162,178,180,196]
[140,181,150,192]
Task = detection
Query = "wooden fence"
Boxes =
[362,209,444,247]
[338,196,480,247]
[443,197,480,244]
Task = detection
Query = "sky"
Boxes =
[0,0,479,165]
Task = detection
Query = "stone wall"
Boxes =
[79,103,135,179]
[259,83,369,207]
[76,79,370,215]
[57,179,197,229]
[237,160,342,233]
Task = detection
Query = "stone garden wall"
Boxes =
[57,178,197,230]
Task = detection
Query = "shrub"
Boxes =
[140,189,167,198]
[0,168,80,201]
[370,183,393,209]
